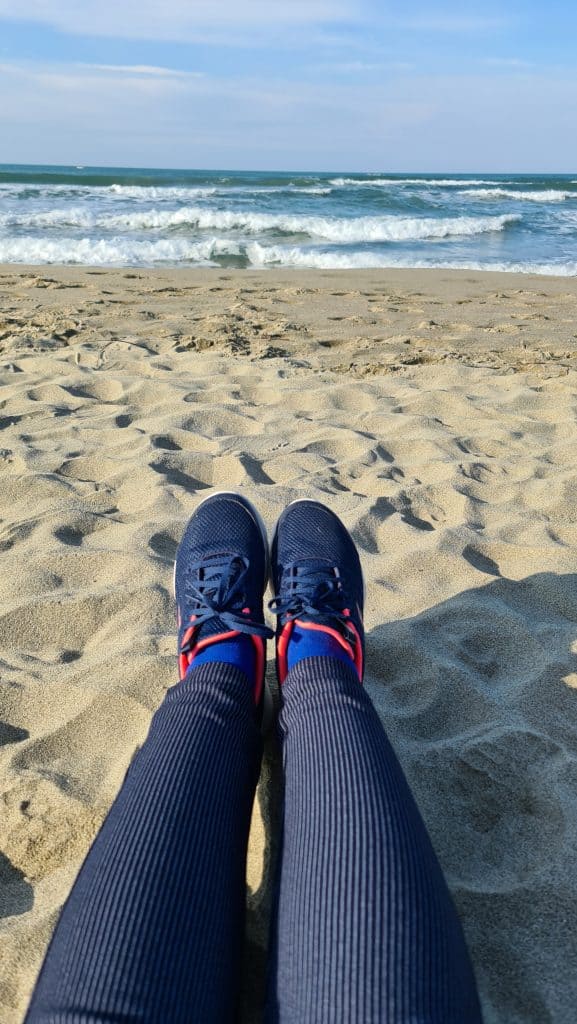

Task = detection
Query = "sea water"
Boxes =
[0,165,576,274]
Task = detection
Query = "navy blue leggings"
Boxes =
[25,657,482,1023]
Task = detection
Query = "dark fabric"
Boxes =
[26,657,482,1024]
[266,656,482,1023]
[25,663,263,1024]
[175,492,270,657]
[270,500,365,662]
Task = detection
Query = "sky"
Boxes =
[0,1,576,172]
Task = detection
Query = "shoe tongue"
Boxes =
[195,614,234,643]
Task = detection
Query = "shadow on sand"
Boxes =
[241,572,577,1023]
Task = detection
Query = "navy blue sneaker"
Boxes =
[269,500,365,684]
[174,492,273,711]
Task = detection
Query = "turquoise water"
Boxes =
[0,164,576,274]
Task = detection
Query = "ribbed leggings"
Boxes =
[25,656,482,1023]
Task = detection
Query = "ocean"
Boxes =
[0,164,576,274]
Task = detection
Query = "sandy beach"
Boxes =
[1,264,577,1023]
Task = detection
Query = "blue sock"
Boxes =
[287,624,354,673]
[188,635,255,682]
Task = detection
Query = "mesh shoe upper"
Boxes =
[270,500,365,682]
[174,493,272,700]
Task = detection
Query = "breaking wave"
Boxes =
[0,207,521,242]
[0,233,574,275]
[0,236,241,266]
[107,185,218,200]
[0,164,574,273]
[329,177,515,188]
[245,243,577,275]
[459,188,576,203]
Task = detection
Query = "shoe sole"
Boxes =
[173,490,273,734]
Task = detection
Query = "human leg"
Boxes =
[266,501,482,1024]
[26,493,272,1024]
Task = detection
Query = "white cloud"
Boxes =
[0,0,354,41]
[0,57,435,166]
[0,58,205,110]
[313,60,415,75]
[0,58,200,83]
[400,14,508,32]
[483,57,533,69]
[1,58,576,172]
[79,64,204,78]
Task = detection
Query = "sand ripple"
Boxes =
[1,267,577,1023]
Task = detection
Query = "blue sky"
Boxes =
[0,1,575,171]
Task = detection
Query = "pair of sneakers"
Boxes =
[175,493,365,720]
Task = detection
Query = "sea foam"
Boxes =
[0,207,521,242]
[245,242,577,275]
[0,232,574,275]
[0,165,574,273]
[0,235,239,266]
[107,185,219,200]
[459,188,575,203]
[329,177,515,188]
